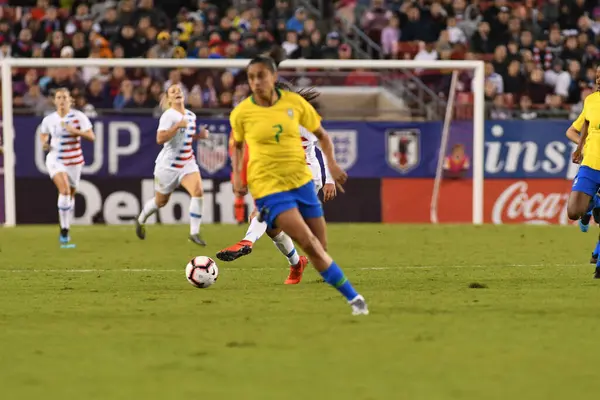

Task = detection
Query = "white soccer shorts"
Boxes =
[46,156,83,190]
[153,162,200,194]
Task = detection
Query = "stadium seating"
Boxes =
[0,0,598,120]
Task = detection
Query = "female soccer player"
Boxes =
[217,88,337,286]
[40,88,96,247]
[229,54,368,315]
[135,84,209,245]
[568,65,600,277]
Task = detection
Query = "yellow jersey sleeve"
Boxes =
[572,109,586,132]
[296,94,322,133]
[229,107,244,143]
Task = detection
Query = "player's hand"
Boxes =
[193,125,209,140]
[572,148,583,164]
[62,122,79,135]
[177,118,188,129]
[322,183,337,202]
[232,174,247,196]
[329,163,347,194]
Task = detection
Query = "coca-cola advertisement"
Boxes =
[382,178,573,225]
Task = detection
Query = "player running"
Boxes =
[217,121,337,284]
[40,88,95,247]
[567,65,600,277]
[228,52,368,315]
[135,84,209,246]
[566,106,600,264]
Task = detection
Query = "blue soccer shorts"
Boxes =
[255,181,324,229]
[572,166,600,197]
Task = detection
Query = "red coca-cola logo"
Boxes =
[491,181,570,225]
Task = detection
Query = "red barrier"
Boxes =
[382,178,574,225]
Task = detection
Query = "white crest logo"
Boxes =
[197,133,228,174]
[386,129,420,174]
[328,130,358,170]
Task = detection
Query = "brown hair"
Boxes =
[53,87,74,107]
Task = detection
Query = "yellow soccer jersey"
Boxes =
[230,90,322,199]
[574,92,600,170]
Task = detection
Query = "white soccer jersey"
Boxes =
[299,125,334,184]
[156,108,198,169]
[40,109,93,167]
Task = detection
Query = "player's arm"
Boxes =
[573,119,589,164]
[229,109,247,195]
[40,119,51,151]
[64,116,95,141]
[157,114,187,145]
[194,124,210,140]
[315,140,334,184]
[567,110,585,144]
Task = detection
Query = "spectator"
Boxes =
[113,80,134,110]
[86,78,111,109]
[114,24,148,58]
[470,21,493,54]
[518,95,538,120]
[287,7,307,33]
[321,31,340,59]
[381,15,400,58]
[472,62,503,95]
[23,84,50,115]
[446,16,467,45]
[490,94,511,120]
[124,87,154,110]
[131,0,169,31]
[12,29,34,58]
[290,33,314,59]
[42,31,64,59]
[527,68,552,104]
[546,94,567,118]
[503,60,525,95]
[492,45,509,77]
[544,59,570,98]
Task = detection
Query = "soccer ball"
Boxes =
[185,256,219,288]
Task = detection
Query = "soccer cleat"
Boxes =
[284,256,308,285]
[135,220,146,240]
[349,294,369,316]
[59,228,75,249]
[594,267,600,279]
[592,253,598,264]
[216,240,252,262]
[580,213,591,232]
[189,233,207,246]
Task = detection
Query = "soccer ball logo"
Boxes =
[185,256,219,288]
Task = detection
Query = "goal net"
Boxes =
[0,58,484,227]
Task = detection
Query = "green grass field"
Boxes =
[1,223,600,399]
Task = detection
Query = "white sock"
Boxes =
[69,197,75,226]
[272,231,300,265]
[57,194,71,230]
[243,216,267,243]
[189,196,204,235]
[138,198,159,224]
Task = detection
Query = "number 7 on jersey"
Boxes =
[273,124,283,143]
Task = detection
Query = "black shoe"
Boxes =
[216,242,252,262]
[591,253,598,264]
[594,267,600,279]
[189,233,207,246]
[135,220,146,240]
[59,228,70,244]
[582,213,592,225]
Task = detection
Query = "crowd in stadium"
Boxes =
[0,0,598,119]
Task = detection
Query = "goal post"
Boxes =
[0,58,485,227]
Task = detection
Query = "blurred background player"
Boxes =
[567,66,600,278]
[39,88,95,247]
[135,84,209,245]
[566,107,600,263]
[229,53,368,315]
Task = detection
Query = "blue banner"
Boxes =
[12,116,578,180]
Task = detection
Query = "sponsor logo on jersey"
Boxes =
[328,130,358,170]
[197,133,228,174]
[385,128,420,174]
[287,109,294,119]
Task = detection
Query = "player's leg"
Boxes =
[234,195,246,224]
[180,169,206,246]
[216,208,265,261]
[274,207,368,315]
[52,172,73,245]
[263,226,309,284]
[65,165,82,238]
[571,167,600,278]
[136,167,175,239]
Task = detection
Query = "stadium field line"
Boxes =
[0,264,580,273]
